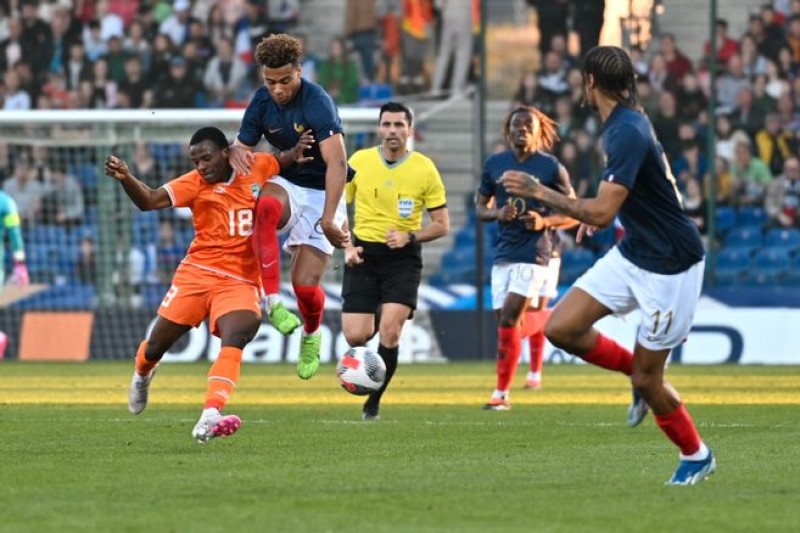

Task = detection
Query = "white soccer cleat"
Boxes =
[191,409,242,443]
[128,367,157,415]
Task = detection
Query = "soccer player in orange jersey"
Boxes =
[105,126,311,443]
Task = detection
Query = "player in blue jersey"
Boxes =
[477,105,574,410]
[0,191,30,357]
[501,46,715,485]
[229,34,350,380]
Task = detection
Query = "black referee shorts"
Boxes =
[341,238,422,314]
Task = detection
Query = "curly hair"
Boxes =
[502,106,559,153]
[255,33,302,68]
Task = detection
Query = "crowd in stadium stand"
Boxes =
[0,0,481,301]
[529,2,800,236]
[0,0,478,112]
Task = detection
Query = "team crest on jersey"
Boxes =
[398,197,414,218]
[294,123,305,133]
[250,184,260,198]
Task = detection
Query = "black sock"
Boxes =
[364,343,398,411]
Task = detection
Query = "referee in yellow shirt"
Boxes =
[342,101,450,421]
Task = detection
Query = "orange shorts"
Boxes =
[157,264,262,337]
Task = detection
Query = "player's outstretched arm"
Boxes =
[318,133,350,248]
[105,155,172,211]
[500,171,628,228]
[275,130,315,169]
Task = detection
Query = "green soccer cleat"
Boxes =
[267,302,302,336]
[297,330,321,379]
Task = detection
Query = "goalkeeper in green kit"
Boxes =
[0,190,29,359]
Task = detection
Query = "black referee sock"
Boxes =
[364,343,399,411]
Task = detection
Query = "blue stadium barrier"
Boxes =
[714,247,753,286]
[560,248,596,285]
[737,206,768,228]
[747,247,791,286]
[724,225,763,253]
[714,206,737,236]
[764,228,800,254]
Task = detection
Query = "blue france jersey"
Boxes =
[479,150,571,265]
[237,80,344,190]
[602,105,704,274]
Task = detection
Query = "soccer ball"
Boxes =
[336,347,386,396]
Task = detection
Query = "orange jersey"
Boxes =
[162,153,279,286]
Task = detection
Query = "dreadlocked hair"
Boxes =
[502,106,560,153]
[581,45,640,108]
[255,33,302,68]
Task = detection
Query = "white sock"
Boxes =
[492,389,508,400]
[680,442,710,461]
[527,371,541,382]
[202,407,220,418]
[265,293,282,311]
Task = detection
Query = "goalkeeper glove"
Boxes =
[9,261,29,286]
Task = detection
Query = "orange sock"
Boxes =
[135,340,158,377]
[204,346,243,410]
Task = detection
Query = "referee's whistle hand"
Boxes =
[345,246,364,266]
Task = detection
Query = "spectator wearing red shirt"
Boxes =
[660,33,693,81]
[704,19,740,65]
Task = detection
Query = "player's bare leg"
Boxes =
[633,344,715,484]
[546,288,640,421]
[129,317,191,415]
[192,310,259,443]
[291,245,329,379]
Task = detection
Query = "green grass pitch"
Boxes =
[1,362,799,532]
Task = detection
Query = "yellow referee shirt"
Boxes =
[347,146,447,243]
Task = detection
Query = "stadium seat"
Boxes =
[441,246,476,271]
[26,243,56,279]
[28,225,69,248]
[454,229,476,249]
[784,254,800,285]
[132,210,159,247]
[764,228,800,254]
[714,206,737,237]
[589,226,616,254]
[560,248,596,285]
[723,225,763,252]
[11,283,96,310]
[747,247,791,286]
[69,162,98,189]
[429,265,475,286]
[737,206,768,228]
[714,247,752,286]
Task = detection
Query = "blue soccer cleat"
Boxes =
[627,386,649,427]
[666,450,716,486]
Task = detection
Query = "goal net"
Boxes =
[0,107,381,362]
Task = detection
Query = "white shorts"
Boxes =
[271,176,347,256]
[491,262,549,310]
[573,246,704,350]
[539,257,561,299]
